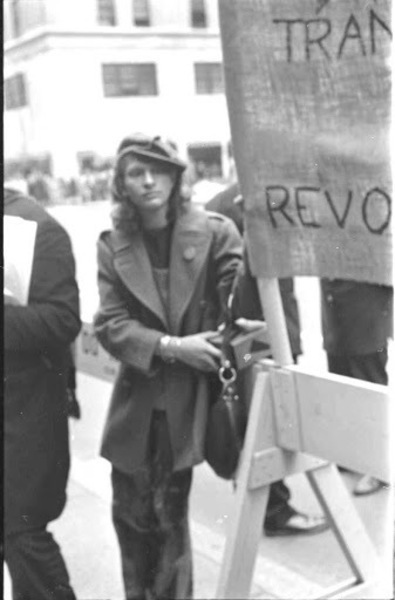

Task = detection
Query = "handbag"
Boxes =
[204,289,248,480]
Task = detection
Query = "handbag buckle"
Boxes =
[219,360,237,384]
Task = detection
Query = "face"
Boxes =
[122,155,176,214]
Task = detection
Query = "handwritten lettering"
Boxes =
[324,190,353,228]
[295,187,321,227]
[265,185,391,234]
[305,19,332,61]
[338,14,366,58]
[362,187,391,234]
[273,8,391,62]
[370,9,392,53]
[266,185,295,227]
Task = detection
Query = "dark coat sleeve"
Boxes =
[208,214,243,319]
[233,252,302,357]
[4,217,81,353]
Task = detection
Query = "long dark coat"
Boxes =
[94,206,242,474]
[4,188,81,534]
[320,278,393,355]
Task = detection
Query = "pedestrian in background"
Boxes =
[94,134,242,600]
[206,183,328,537]
[320,278,393,495]
[4,187,81,600]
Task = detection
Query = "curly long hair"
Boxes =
[110,153,190,232]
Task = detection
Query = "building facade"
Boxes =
[4,0,233,179]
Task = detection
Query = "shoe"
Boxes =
[264,511,329,537]
[337,466,352,473]
[353,475,384,496]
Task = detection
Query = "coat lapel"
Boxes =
[111,229,168,329]
[168,209,213,334]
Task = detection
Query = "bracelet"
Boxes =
[159,335,171,357]
[159,335,181,363]
[169,337,182,362]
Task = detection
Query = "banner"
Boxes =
[218,0,392,285]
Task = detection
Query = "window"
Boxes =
[194,63,224,94]
[97,0,117,26]
[133,0,150,26]
[191,0,207,28]
[188,143,222,179]
[4,73,28,110]
[102,64,158,97]
[5,155,52,180]
[10,0,21,37]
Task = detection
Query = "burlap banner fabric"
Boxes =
[218,0,392,285]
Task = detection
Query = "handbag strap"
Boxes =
[219,275,240,377]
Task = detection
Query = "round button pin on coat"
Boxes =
[183,247,196,260]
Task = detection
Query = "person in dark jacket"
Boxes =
[206,183,328,537]
[206,183,302,358]
[94,134,242,600]
[321,278,393,495]
[4,187,81,600]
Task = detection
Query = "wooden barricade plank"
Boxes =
[271,367,303,450]
[289,367,391,483]
[248,447,325,490]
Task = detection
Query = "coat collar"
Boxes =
[168,208,212,333]
[112,229,168,327]
[111,207,213,334]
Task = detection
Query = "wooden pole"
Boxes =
[256,277,293,367]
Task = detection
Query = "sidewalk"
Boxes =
[47,456,393,599]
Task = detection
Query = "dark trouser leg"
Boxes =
[4,526,76,600]
[112,466,157,600]
[112,411,193,600]
[151,468,193,600]
[327,349,388,385]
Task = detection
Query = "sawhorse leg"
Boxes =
[307,465,386,599]
[216,372,272,599]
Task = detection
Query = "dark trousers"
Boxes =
[327,348,388,385]
[112,411,193,600]
[4,526,76,600]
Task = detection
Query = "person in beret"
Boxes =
[94,134,243,599]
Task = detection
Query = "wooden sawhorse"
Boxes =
[216,361,392,599]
